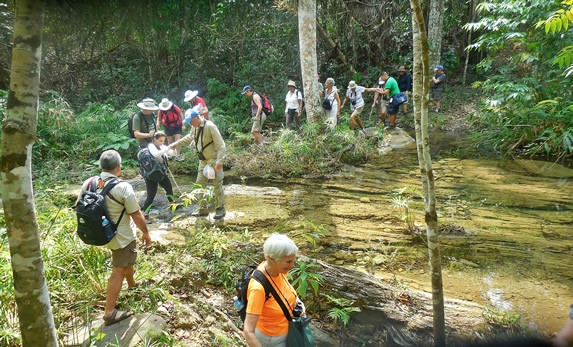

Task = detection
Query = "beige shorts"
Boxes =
[251,113,267,132]
[350,105,364,117]
[111,240,137,268]
[376,99,388,113]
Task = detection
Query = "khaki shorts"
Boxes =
[251,113,267,133]
[376,99,388,113]
[112,240,137,268]
[350,105,364,117]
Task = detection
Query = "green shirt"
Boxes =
[385,77,400,97]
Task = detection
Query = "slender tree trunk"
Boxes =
[462,0,478,86]
[1,1,58,346]
[427,0,445,68]
[298,0,321,123]
[410,0,446,345]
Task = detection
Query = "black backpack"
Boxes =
[75,177,125,246]
[137,148,166,183]
[235,265,272,322]
[127,115,136,138]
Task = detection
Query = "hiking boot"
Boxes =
[361,128,367,136]
[175,155,184,162]
[214,207,226,220]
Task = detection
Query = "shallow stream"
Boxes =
[223,135,573,334]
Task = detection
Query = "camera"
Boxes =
[350,100,356,106]
[293,302,304,317]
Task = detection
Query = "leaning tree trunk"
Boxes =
[427,0,445,68]
[1,1,58,346]
[411,0,446,346]
[298,0,321,123]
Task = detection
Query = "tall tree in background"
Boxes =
[410,0,446,345]
[1,0,58,345]
[428,0,445,67]
[298,0,321,123]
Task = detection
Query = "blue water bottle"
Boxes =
[233,296,245,311]
[101,217,110,227]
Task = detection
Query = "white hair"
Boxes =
[263,233,298,260]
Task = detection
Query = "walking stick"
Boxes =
[167,167,183,196]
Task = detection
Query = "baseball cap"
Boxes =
[241,85,252,95]
[184,109,199,124]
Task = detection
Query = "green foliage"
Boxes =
[323,294,361,327]
[466,0,573,159]
[289,261,323,301]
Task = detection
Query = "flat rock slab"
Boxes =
[62,313,166,347]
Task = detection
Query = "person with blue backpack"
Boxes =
[140,131,175,223]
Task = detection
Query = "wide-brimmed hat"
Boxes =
[158,98,173,111]
[137,98,159,111]
[241,85,252,95]
[348,80,357,89]
[184,90,199,102]
[436,65,444,71]
[398,66,406,72]
[184,109,199,124]
[287,80,296,87]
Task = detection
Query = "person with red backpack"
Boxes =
[156,98,184,161]
[242,85,272,145]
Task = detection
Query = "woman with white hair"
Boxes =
[323,77,341,128]
[243,233,303,347]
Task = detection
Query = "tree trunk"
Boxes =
[1,1,58,346]
[298,0,321,123]
[410,0,446,346]
[427,0,445,68]
[462,0,478,86]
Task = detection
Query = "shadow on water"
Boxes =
[225,131,573,333]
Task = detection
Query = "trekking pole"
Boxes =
[167,167,183,195]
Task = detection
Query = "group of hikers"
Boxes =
[72,64,465,346]
[276,65,447,135]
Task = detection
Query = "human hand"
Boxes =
[141,232,151,247]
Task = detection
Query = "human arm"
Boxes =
[133,115,155,140]
[156,111,162,130]
[243,313,262,347]
[209,123,227,171]
[253,94,263,117]
[130,210,151,247]
[297,94,303,117]
[340,95,348,110]
[147,143,170,160]
[335,92,341,115]
[169,131,194,149]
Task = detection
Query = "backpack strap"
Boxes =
[252,269,293,321]
[100,178,126,227]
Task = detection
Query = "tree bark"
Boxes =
[1,0,58,346]
[298,0,321,123]
[427,0,445,68]
[411,0,446,345]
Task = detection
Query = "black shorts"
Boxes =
[165,126,183,136]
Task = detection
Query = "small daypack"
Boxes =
[75,177,125,246]
[160,105,183,129]
[127,115,136,138]
[235,265,272,322]
[259,93,274,116]
[137,148,166,183]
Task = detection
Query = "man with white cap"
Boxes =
[168,109,227,220]
[184,90,209,120]
[431,65,446,113]
[133,98,159,149]
[156,98,185,161]
[340,81,379,134]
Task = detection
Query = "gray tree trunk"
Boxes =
[410,0,446,345]
[1,0,58,346]
[427,0,445,68]
[298,0,321,123]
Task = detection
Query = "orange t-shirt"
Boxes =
[245,263,297,336]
